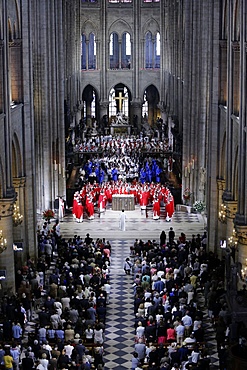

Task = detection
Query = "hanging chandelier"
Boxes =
[12,203,23,227]
[218,203,227,223]
[0,230,7,254]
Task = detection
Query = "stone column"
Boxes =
[235,1,247,224]
[86,40,89,70]
[0,197,16,293]
[131,100,142,132]
[152,39,155,69]
[157,101,166,140]
[235,225,247,268]
[99,100,109,121]
[217,179,227,255]
[159,0,165,105]
[101,0,107,100]
[86,99,92,128]
[224,2,234,200]
[133,0,141,98]
[119,41,122,69]
[217,179,226,206]
[99,100,109,135]
[12,177,25,247]
[225,200,238,242]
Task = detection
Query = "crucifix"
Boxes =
[114,92,128,112]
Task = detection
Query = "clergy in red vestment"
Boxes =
[139,185,150,209]
[153,197,160,220]
[98,191,107,213]
[166,191,174,222]
[86,195,95,220]
[76,200,84,223]
[72,192,79,219]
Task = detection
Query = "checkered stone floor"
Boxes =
[104,240,134,369]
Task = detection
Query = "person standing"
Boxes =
[3,348,14,370]
[119,209,126,231]
[124,258,133,275]
[58,197,65,221]
[160,230,166,246]
[168,227,175,244]
[153,197,160,220]
[10,343,21,370]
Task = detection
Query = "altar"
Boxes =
[110,124,131,135]
[110,112,131,135]
[112,194,135,211]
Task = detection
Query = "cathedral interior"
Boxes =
[1,0,247,368]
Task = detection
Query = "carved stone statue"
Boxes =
[199,167,206,192]
[112,112,129,125]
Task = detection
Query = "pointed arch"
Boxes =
[81,19,99,39]
[81,20,99,70]
[108,83,132,118]
[109,32,119,69]
[108,19,132,38]
[81,84,100,124]
[142,17,160,36]
[142,85,160,125]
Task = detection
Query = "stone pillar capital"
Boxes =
[235,224,247,244]
[157,101,166,113]
[217,178,226,191]
[13,177,26,188]
[99,100,109,110]
[130,99,142,109]
[224,200,238,220]
[0,196,17,218]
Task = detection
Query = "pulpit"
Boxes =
[112,194,135,211]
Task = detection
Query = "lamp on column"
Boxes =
[0,230,7,254]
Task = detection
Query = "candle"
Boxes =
[54,160,57,171]
[59,163,61,174]
[184,166,188,177]
[192,159,195,170]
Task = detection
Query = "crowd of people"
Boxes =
[72,135,174,186]
[0,219,233,369]
[0,222,112,369]
[128,229,229,370]
[73,135,171,155]
[72,181,175,223]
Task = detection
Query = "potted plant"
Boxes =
[42,209,55,223]
[193,200,206,213]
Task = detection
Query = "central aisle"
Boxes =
[103,240,134,369]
